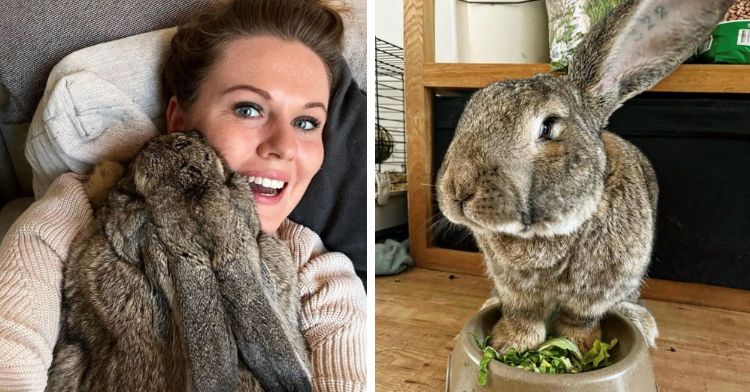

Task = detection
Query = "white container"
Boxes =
[455,0,550,63]
[375,190,408,231]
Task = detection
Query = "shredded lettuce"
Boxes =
[471,332,618,385]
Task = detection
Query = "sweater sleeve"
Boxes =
[279,220,367,392]
[0,173,93,391]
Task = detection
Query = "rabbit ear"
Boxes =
[101,169,148,265]
[569,0,733,122]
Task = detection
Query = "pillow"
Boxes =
[342,0,367,91]
[25,29,173,196]
[0,0,216,124]
[289,61,366,283]
[25,28,367,284]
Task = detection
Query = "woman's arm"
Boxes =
[280,221,367,392]
[0,173,92,391]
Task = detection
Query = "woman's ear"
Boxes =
[166,96,186,133]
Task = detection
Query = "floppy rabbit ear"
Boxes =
[100,168,149,265]
[569,0,734,123]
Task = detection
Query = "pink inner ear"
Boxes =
[597,0,716,98]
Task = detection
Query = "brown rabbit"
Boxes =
[46,131,311,391]
[437,0,734,353]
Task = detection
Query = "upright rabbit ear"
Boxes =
[569,0,734,124]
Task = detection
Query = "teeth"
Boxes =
[246,175,286,189]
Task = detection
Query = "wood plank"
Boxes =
[642,278,750,314]
[414,246,750,313]
[423,63,750,92]
[424,63,551,88]
[424,247,483,276]
[376,268,750,392]
[423,247,482,275]
[404,0,435,267]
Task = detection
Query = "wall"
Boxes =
[375,0,457,62]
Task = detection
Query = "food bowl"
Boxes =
[446,306,657,392]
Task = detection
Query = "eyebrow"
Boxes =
[304,102,327,111]
[222,84,327,112]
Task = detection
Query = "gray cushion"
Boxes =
[342,0,367,91]
[0,197,35,243]
[0,122,33,196]
[0,132,18,205]
[0,0,215,124]
[289,60,366,284]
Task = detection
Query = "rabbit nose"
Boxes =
[453,181,475,204]
[449,176,477,208]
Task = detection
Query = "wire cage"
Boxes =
[375,37,407,204]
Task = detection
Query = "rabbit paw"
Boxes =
[490,317,546,353]
[85,160,125,209]
[555,321,602,353]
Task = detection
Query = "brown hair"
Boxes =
[162,0,345,108]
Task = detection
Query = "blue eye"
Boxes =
[293,116,320,131]
[234,103,262,118]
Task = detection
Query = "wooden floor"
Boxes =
[376,268,750,392]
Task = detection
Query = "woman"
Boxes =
[0,0,366,391]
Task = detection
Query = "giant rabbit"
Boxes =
[46,131,311,391]
[437,0,734,353]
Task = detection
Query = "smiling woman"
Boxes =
[166,36,330,233]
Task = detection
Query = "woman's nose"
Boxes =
[257,119,298,160]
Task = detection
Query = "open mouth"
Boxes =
[246,175,287,197]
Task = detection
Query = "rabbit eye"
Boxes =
[538,117,558,141]
[173,139,191,150]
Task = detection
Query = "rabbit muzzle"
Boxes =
[438,151,603,239]
[437,158,530,235]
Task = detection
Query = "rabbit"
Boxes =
[436,0,734,354]
[46,131,311,392]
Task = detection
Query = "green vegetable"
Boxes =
[472,333,618,385]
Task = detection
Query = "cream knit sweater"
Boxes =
[0,173,366,391]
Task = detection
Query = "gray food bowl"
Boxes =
[446,306,657,392]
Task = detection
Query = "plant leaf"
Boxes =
[538,337,584,361]
[478,346,495,385]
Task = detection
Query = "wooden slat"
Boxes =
[404,0,435,267]
[642,278,750,314]
[423,63,750,92]
[424,247,483,276]
[376,268,750,392]
[424,63,550,88]
[418,246,750,313]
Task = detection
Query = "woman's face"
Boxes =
[167,36,329,233]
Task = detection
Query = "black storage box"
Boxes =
[432,92,750,290]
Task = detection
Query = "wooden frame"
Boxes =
[404,0,750,311]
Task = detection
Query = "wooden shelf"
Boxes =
[423,63,750,93]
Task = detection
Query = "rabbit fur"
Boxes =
[437,0,734,353]
[46,131,311,392]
